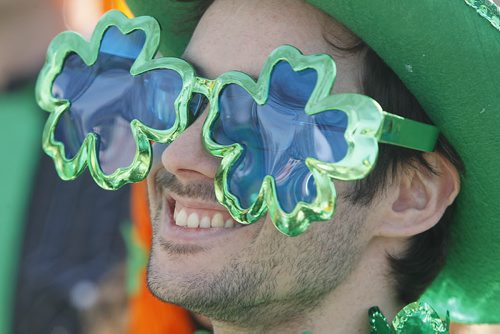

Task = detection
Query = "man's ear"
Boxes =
[375,153,460,238]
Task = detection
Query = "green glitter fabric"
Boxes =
[369,302,450,334]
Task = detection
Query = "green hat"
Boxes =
[125,0,500,323]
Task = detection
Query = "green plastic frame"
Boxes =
[37,11,439,235]
[36,10,197,190]
[202,45,439,236]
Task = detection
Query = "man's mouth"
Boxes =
[172,201,240,229]
[165,193,244,231]
[151,170,256,248]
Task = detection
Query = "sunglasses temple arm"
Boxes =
[378,112,440,152]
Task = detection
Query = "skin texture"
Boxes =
[146,1,460,333]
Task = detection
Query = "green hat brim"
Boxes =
[126,0,500,323]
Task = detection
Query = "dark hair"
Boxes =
[345,46,465,303]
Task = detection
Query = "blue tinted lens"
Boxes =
[214,61,348,213]
[189,93,209,119]
[53,27,183,175]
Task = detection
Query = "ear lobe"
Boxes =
[377,153,460,238]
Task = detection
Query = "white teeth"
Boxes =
[211,213,224,228]
[200,216,211,228]
[175,209,188,227]
[187,212,200,228]
[173,206,238,229]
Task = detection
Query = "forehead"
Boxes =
[183,0,341,79]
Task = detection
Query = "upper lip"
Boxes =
[167,192,227,212]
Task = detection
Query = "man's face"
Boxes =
[147,0,380,327]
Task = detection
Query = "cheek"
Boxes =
[333,180,352,194]
[146,163,165,213]
[334,191,380,244]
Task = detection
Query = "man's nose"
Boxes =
[161,111,220,183]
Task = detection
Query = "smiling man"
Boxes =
[36,0,500,332]
[144,2,462,333]
[125,0,498,332]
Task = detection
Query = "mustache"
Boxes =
[154,169,218,202]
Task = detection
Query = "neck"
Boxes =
[0,3,63,90]
[211,238,404,334]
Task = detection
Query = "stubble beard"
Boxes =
[147,170,366,330]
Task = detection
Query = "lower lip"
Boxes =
[158,199,249,243]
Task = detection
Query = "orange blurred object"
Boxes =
[102,0,133,17]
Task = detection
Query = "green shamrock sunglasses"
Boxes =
[36,10,439,236]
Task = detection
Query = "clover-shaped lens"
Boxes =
[52,26,183,175]
[213,61,348,213]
